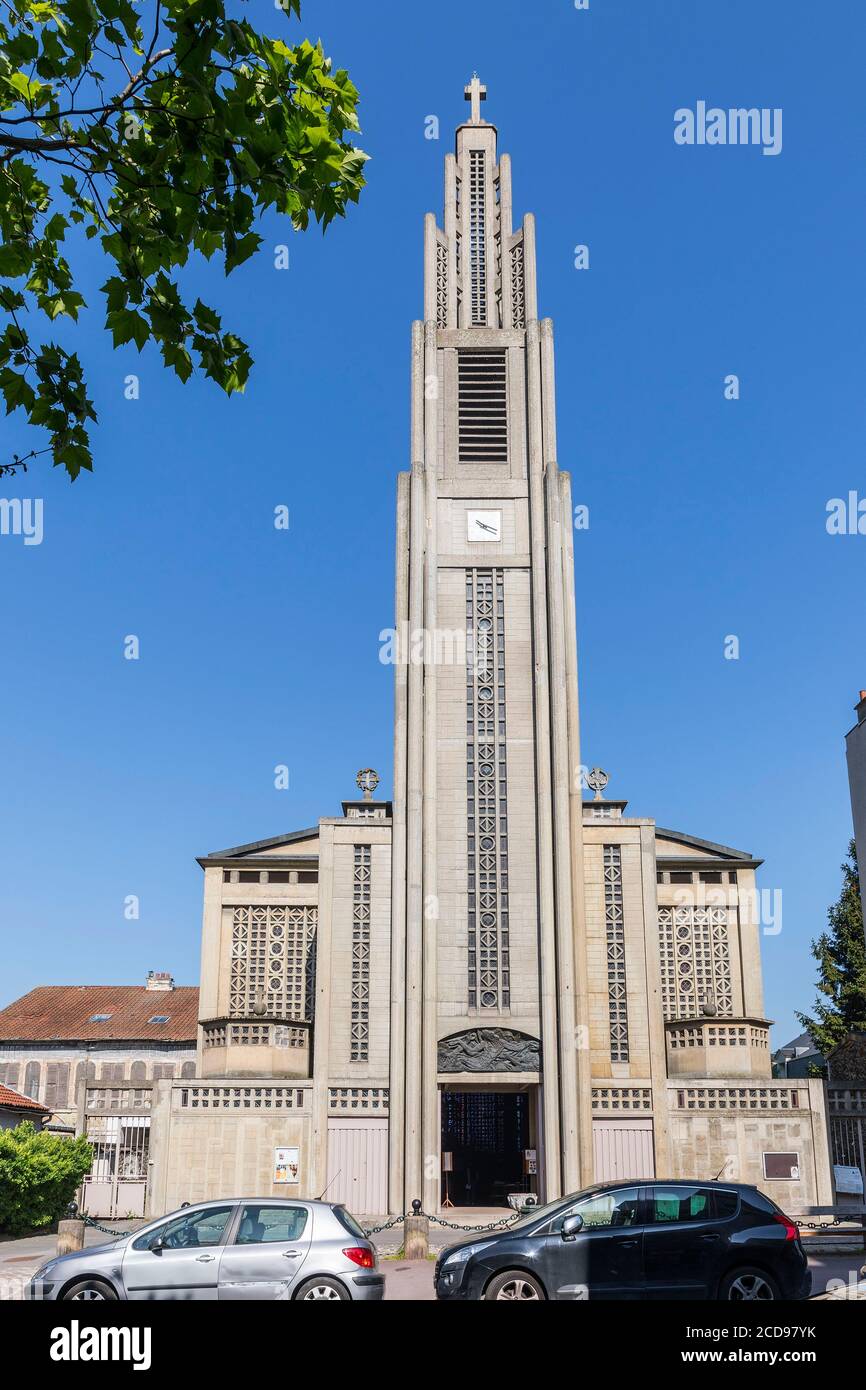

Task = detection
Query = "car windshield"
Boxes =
[132,1205,234,1252]
[505,1197,571,1233]
[505,1187,625,1234]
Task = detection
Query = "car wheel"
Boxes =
[719,1268,780,1302]
[295,1276,349,1302]
[484,1271,545,1301]
[62,1279,118,1302]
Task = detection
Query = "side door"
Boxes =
[218,1203,313,1300]
[642,1185,729,1299]
[543,1187,646,1300]
[122,1205,236,1301]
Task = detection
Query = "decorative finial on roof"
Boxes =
[464,72,487,124]
[356,768,380,801]
[586,767,610,802]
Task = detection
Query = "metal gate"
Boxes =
[592,1119,655,1182]
[82,1115,150,1218]
[828,1089,866,1194]
[326,1118,388,1215]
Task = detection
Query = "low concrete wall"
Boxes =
[664,1079,833,1211]
[147,1080,315,1217]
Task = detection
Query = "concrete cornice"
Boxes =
[197,854,319,870]
[664,1015,773,1030]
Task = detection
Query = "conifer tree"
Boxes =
[797,840,866,1057]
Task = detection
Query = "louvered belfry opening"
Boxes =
[468,148,487,324]
[457,349,508,465]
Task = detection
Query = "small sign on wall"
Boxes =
[273,1146,299,1184]
[834,1164,864,1196]
[762,1151,800,1181]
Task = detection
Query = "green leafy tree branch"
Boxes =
[0,0,367,478]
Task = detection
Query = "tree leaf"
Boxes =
[0,0,367,476]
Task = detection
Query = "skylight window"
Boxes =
[89,1013,112,1023]
[147,1015,170,1025]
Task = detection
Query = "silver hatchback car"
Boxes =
[29,1198,384,1301]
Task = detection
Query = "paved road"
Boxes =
[382,1260,437,1300]
[0,1230,861,1302]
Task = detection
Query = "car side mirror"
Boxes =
[150,1236,165,1254]
[562,1213,584,1240]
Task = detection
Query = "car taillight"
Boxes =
[774,1213,798,1241]
[343,1246,375,1268]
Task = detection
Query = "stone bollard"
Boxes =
[403,1198,429,1260]
[57,1219,85,1256]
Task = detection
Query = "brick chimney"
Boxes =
[856,691,866,724]
[145,971,175,991]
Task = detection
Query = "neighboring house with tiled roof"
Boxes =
[0,973,198,1131]
[771,1030,826,1079]
[0,973,198,1219]
[0,1082,50,1131]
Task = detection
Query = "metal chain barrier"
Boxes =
[66,1200,522,1242]
[797,1218,864,1231]
[82,1214,125,1237]
[365,1208,866,1238]
[71,1201,861,1241]
[364,1205,524,1237]
[426,1211,520,1233]
[364,1214,411,1236]
[64,1203,125,1238]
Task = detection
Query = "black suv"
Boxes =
[434,1181,810,1301]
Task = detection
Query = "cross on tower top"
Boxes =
[464,72,487,124]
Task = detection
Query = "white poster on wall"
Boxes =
[273,1146,299,1184]
[834,1164,864,1196]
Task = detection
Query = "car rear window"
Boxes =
[650,1187,713,1223]
[713,1189,739,1220]
[332,1206,367,1240]
[742,1188,782,1217]
[649,1186,739,1223]
[236,1205,308,1243]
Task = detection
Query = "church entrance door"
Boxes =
[440,1091,534,1208]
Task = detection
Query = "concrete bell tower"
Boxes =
[389,79,592,1212]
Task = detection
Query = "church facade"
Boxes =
[148,83,832,1219]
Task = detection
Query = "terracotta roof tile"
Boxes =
[0,986,199,1043]
[0,1083,49,1113]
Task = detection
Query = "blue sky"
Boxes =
[1,0,863,1049]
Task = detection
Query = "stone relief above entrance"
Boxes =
[437,1028,541,1074]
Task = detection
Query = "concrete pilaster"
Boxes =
[196,867,224,1074]
[311,823,335,1197]
[640,822,672,1179]
[421,318,440,1214]
[738,868,766,1019]
[558,469,594,1187]
[541,320,580,1193]
[388,468,410,1211]
[403,321,427,1208]
[526,316,562,1199]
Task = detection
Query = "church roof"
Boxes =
[198,827,320,865]
[655,827,762,867]
[0,986,199,1043]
